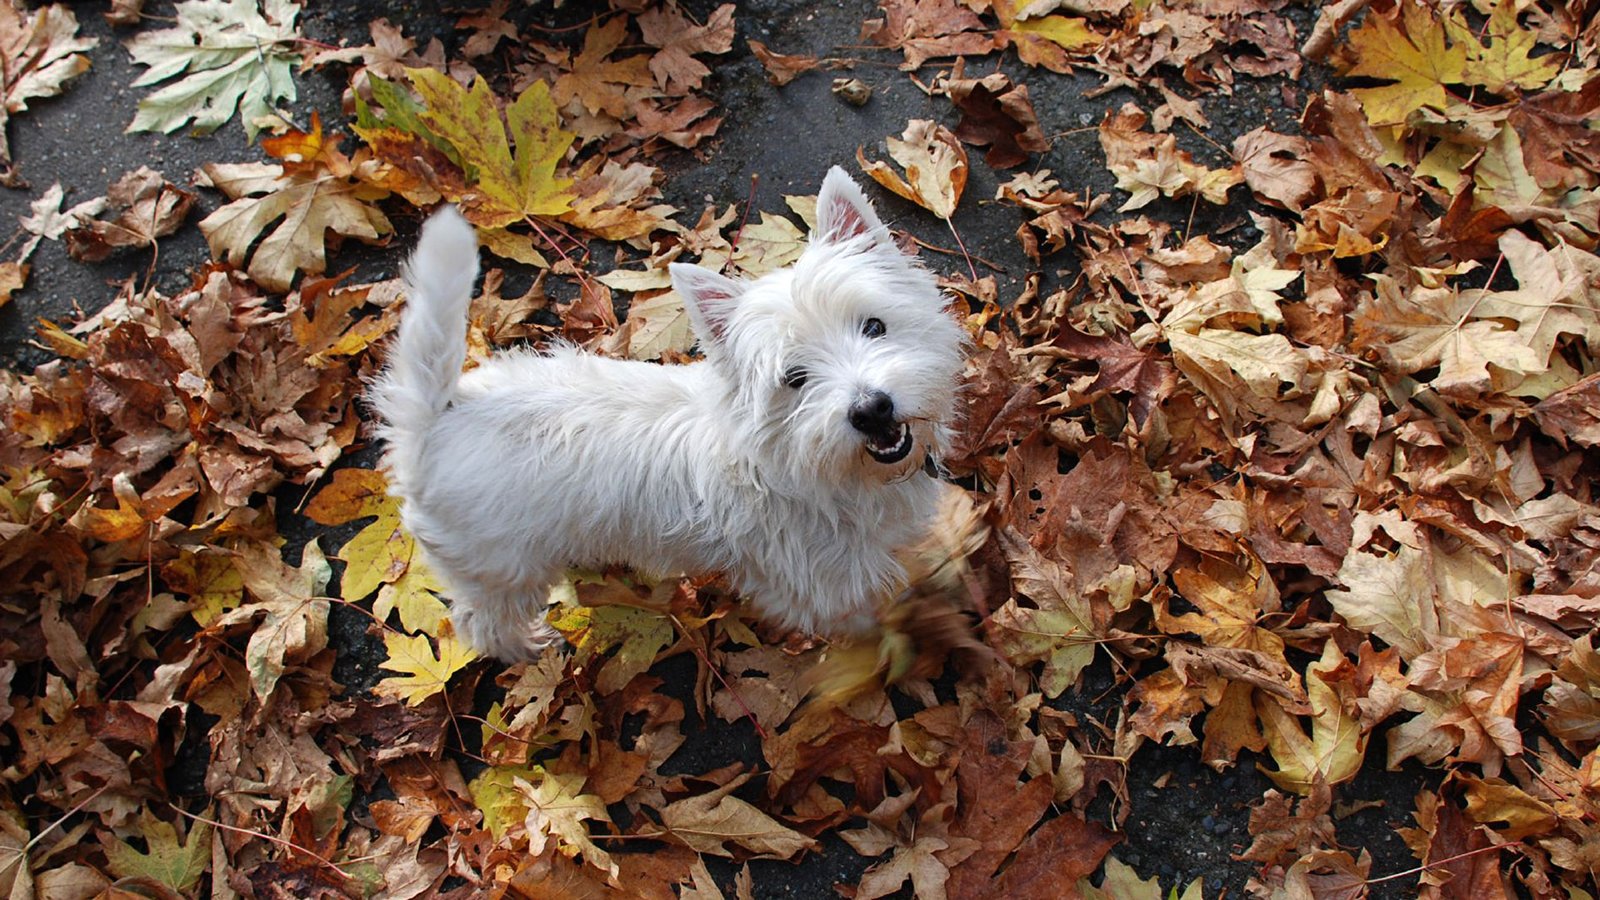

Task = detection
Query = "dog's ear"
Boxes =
[815,165,889,247]
[671,263,743,345]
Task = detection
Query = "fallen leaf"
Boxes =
[65,167,195,261]
[197,116,392,292]
[407,68,576,227]
[374,632,477,706]
[0,3,95,184]
[660,773,818,858]
[858,119,969,219]
[125,0,301,139]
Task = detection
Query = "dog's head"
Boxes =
[670,166,967,486]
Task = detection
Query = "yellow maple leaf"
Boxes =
[1461,0,1562,94]
[306,467,415,603]
[1342,2,1468,128]
[374,631,476,705]
[374,560,450,635]
[1256,640,1366,794]
[163,548,245,626]
[407,68,576,228]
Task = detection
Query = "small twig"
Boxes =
[730,174,761,253]
[670,613,767,740]
[169,804,355,880]
[942,216,978,282]
[904,234,1005,272]
[1365,842,1512,885]
[0,784,110,868]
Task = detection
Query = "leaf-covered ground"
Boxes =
[1,1,1598,898]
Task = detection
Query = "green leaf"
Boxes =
[124,0,300,140]
[406,68,576,226]
[103,815,211,894]
[581,604,674,694]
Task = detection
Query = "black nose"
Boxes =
[848,391,896,433]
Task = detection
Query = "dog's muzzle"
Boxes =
[850,391,913,465]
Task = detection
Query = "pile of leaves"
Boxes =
[2,0,1599,897]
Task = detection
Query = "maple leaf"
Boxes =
[0,3,95,184]
[1324,543,1439,661]
[457,0,515,59]
[305,467,414,604]
[553,16,654,119]
[1461,1,1562,94]
[124,0,300,140]
[992,0,1100,74]
[561,596,674,694]
[1351,274,1544,397]
[101,814,211,894]
[660,772,817,859]
[1099,104,1241,211]
[161,548,244,626]
[1256,640,1367,794]
[374,631,477,706]
[375,562,450,635]
[1339,2,1468,128]
[64,167,195,262]
[218,539,332,701]
[856,834,959,900]
[858,119,969,219]
[406,68,576,228]
[197,116,393,292]
[635,4,737,96]
[516,770,617,877]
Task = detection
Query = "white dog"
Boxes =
[371,167,967,662]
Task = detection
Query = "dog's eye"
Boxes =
[783,367,808,389]
[862,318,887,339]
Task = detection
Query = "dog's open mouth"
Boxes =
[864,422,913,464]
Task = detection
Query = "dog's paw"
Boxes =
[452,607,565,664]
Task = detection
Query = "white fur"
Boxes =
[370,167,967,662]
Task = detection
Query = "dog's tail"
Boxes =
[371,207,478,490]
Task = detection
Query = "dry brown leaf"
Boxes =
[857,120,969,219]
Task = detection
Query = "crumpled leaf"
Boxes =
[1256,640,1367,794]
[64,167,195,261]
[124,0,300,140]
[857,119,969,219]
[945,71,1048,169]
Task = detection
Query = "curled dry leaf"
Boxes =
[857,119,969,219]
[747,39,822,87]
[944,71,1048,168]
[65,168,196,262]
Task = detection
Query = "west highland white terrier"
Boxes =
[372,167,967,662]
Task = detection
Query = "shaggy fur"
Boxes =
[371,167,967,662]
